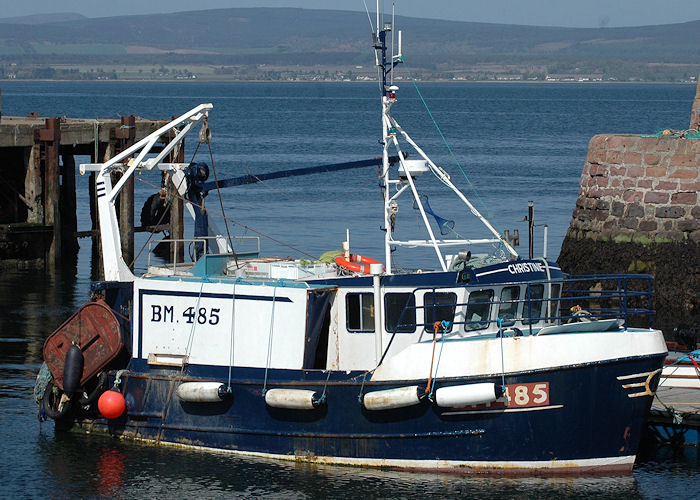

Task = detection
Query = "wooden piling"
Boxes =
[35,118,62,267]
[1,111,169,270]
[24,144,43,224]
[60,152,78,259]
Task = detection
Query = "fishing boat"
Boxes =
[35,9,667,474]
[647,348,700,446]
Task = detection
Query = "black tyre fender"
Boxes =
[42,381,71,420]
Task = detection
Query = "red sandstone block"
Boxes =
[678,219,700,232]
[638,220,658,232]
[673,141,691,155]
[671,192,698,204]
[637,179,653,189]
[669,169,698,179]
[594,211,609,222]
[605,136,623,149]
[669,154,697,167]
[638,138,659,151]
[606,150,623,165]
[611,178,620,187]
[644,191,669,204]
[680,180,700,191]
[654,140,674,153]
[627,166,644,177]
[646,166,667,177]
[609,166,626,176]
[655,181,678,191]
[623,152,643,165]
[643,154,661,166]
[596,177,609,187]
[623,179,636,188]
[620,136,639,149]
[582,198,596,210]
[589,135,606,149]
[623,190,643,202]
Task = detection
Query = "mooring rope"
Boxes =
[428,320,450,401]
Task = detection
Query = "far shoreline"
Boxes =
[0,78,696,85]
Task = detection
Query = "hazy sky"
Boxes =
[3,0,700,28]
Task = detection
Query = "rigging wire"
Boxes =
[262,286,278,397]
[204,120,239,268]
[241,163,378,203]
[400,63,502,224]
[227,283,237,391]
[181,279,206,375]
[136,176,319,261]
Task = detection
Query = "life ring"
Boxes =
[334,254,382,274]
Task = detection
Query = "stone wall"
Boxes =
[558,81,700,342]
[565,134,699,244]
[691,81,700,131]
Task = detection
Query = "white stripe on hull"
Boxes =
[117,433,635,474]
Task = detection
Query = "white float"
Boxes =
[363,385,422,410]
[435,383,503,408]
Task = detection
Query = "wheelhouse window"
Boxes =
[498,286,520,327]
[385,293,416,333]
[346,293,374,332]
[423,292,457,333]
[465,289,493,331]
[522,284,545,325]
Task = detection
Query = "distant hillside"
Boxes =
[0,13,87,24]
[0,8,698,82]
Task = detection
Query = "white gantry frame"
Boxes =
[80,103,213,282]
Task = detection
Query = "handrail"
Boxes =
[145,235,261,275]
[378,274,655,363]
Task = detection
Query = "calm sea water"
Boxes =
[0,81,698,498]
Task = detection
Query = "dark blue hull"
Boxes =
[72,354,664,473]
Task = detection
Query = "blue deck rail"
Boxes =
[387,273,655,338]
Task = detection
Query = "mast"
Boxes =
[372,4,518,274]
[375,7,402,273]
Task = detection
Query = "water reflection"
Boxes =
[0,265,82,365]
[27,430,648,499]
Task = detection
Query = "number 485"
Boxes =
[182,306,220,325]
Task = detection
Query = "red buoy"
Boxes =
[98,390,126,419]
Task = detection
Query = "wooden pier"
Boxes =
[648,361,700,447]
[0,92,184,272]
